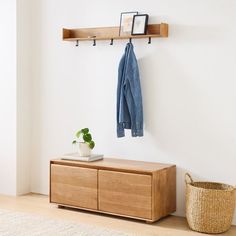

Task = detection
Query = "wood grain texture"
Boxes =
[50,158,176,222]
[51,158,175,175]
[50,164,98,210]
[152,166,176,221]
[160,23,168,37]
[62,28,70,40]
[98,170,152,219]
[62,23,168,41]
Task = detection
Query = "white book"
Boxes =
[62,153,103,162]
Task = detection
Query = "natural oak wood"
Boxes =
[50,164,98,210]
[55,202,153,222]
[51,158,174,174]
[62,23,168,42]
[152,166,176,221]
[2,194,236,236]
[99,170,152,219]
[50,158,176,222]
[3,194,236,236]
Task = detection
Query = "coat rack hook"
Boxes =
[129,38,132,43]
[110,38,114,45]
[76,40,79,47]
[148,37,151,44]
[93,39,96,46]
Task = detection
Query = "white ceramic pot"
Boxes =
[79,142,91,157]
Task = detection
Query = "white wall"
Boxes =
[0,0,32,196]
[30,0,236,223]
[0,0,17,195]
[16,0,32,195]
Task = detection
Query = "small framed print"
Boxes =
[119,11,138,36]
[131,14,149,35]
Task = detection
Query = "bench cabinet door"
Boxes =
[50,164,97,210]
[98,170,152,219]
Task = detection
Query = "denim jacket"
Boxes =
[117,43,143,137]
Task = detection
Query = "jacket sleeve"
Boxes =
[123,47,143,137]
[117,45,132,137]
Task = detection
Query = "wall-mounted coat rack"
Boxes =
[63,23,168,46]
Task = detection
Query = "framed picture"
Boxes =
[119,11,138,36]
[131,14,149,35]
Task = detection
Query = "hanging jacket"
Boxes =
[117,42,143,137]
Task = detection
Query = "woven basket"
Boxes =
[185,173,236,234]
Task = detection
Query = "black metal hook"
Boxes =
[148,37,151,44]
[75,40,79,47]
[110,38,114,45]
[93,39,96,46]
[129,38,132,43]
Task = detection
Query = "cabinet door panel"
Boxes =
[51,164,97,210]
[99,170,152,219]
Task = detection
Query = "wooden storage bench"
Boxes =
[50,158,176,223]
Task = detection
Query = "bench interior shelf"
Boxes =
[63,23,168,42]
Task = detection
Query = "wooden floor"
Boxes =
[0,194,235,236]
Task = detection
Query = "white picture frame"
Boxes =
[119,11,138,36]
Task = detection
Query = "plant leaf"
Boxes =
[72,140,77,144]
[88,141,95,149]
[81,128,89,134]
[83,133,92,142]
[76,130,82,138]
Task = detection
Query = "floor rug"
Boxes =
[0,209,135,236]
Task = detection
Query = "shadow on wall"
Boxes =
[175,166,188,217]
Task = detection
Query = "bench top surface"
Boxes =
[51,157,175,174]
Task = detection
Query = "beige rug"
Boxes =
[0,209,135,236]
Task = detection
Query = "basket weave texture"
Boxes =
[185,173,236,234]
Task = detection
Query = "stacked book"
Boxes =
[62,153,103,162]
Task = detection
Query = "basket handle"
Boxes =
[185,173,194,184]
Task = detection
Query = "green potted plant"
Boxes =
[72,128,95,157]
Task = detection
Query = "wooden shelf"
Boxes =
[63,23,168,42]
